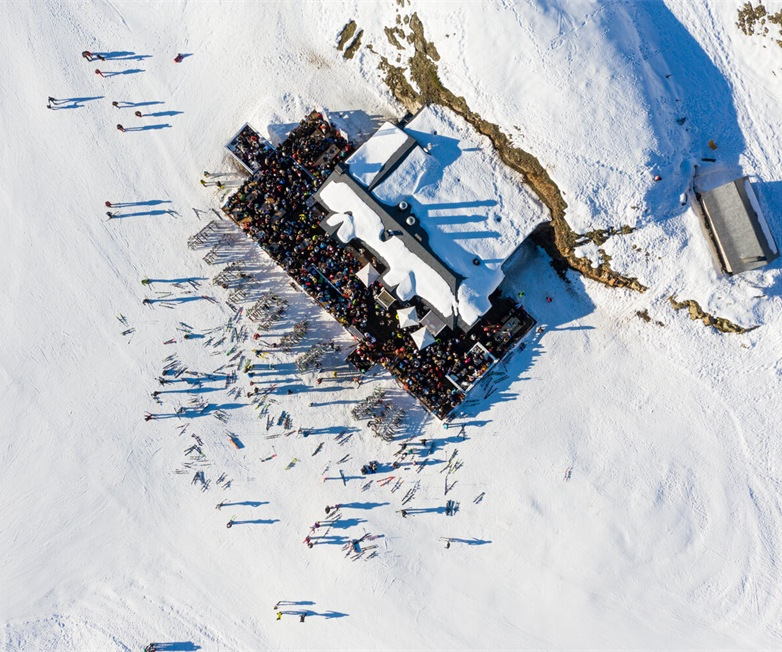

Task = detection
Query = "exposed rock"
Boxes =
[668,295,757,334]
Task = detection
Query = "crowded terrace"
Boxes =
[222,112,534,419]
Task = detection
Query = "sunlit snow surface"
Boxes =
[2,1,782,650]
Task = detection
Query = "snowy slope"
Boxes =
[1,1,781,650]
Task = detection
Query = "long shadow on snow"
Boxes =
[604,4,745,224]
[747,179,782,283]
[124,123,171,131]
[111,200,172,208]
[97,51,151,61]
[327,517,367,530]
[102,68,145,77]
[50,96,104,110]
[339,501,390,510]
[113,209,173,218]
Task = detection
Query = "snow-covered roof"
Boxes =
[346,121,413,188]
[320,179,460,322]
[316,105,550,327]
[371,105,549,325]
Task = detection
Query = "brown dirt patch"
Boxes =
[337,20,357,51]
[668,295,757,334]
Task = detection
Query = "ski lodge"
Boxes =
[220,106,544,418]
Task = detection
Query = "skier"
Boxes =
[106,211,115,219]
[117,124,125,132]
[174,53,184,63]
[545,296,553,303]
[111,101,120,108]
[105,201,112,207]
[276,611,283,621]
[216,501,225,510]
[95,69,104,77]
[299,613,306,623]
[81,50,93,61]
[400,509,408,518]
[226,518,234,528]
[135,110,143,117]
[46,96,57,109]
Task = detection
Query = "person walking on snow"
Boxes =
[116,124,125,132]
[135,110,143,117]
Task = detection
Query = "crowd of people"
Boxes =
[278,111,353,178]
[222,114,532,419]
[227,125,274,172]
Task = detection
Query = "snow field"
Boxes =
[1,1,782,650]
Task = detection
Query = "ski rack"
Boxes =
[188,220,222,250]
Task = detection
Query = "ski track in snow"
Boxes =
[1,0,782,649]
